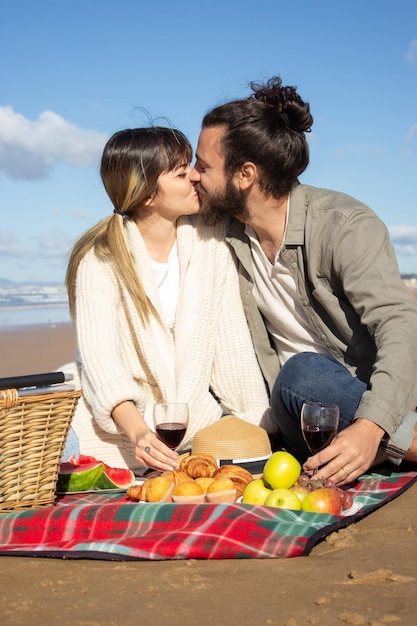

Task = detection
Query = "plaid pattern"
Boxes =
[0,465,415,560]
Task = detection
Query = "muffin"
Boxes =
[205,477,237,503]
[172,480,205,504]
[195,477,215,494]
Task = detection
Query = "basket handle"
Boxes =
[0,388,19,408]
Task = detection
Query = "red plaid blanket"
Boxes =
[0,465,416,560]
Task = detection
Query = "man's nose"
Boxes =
[189,166,199,183]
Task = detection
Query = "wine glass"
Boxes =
[301,402,339,473]
[153,403,189,450]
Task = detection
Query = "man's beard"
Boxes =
[199,178,249,225]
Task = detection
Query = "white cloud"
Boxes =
[389,225,417,257]
[332,143,385,158]
[0,107,108,180]
[405,39,417,64]
[0,228,74,264]
[407,124,417,140]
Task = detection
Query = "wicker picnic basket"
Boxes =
[0,387,81,512]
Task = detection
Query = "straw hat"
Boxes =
[192,415,272,472]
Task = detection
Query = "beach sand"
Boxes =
[1,323,417,625]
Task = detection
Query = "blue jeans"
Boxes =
[61,426,80,462]
[271,352,417,465]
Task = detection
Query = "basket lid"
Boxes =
[192,415,271,472]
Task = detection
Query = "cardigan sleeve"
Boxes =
[209,254,275,432]
[74,251,147,434]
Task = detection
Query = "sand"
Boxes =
[1,323,417,625]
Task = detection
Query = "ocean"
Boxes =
[0,282,70,328]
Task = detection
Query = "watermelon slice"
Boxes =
[65,455,135,490]
[95,464,135,489]
[69,454,98,465]
[57,461,104,492]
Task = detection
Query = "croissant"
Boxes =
[126,484,143,501]
[146,475,175,502]
[161,469,194,486]
[180,453,218,479]
[212,464,254,498]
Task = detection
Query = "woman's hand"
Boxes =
[112,400,179,471]
[303,419,385,485]
[134,431,179,471]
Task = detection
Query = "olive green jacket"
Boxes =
[226,183,417,438]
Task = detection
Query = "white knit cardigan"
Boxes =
[65,216,273,471]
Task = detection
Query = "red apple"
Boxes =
[290,482,311,503]
[242,479,272,505]
[301,487,343,515]
[262,451,301,490]
[264,488,302,511]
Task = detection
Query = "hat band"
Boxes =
[218,452,272,474]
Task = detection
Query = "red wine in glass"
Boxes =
[155,423,187,449]
[302,424,337,454]
[153,403,189,451]
[301,402,340,472]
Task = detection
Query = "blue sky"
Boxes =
[1,0,416,284]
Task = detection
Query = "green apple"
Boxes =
[264,488,302,510]
[242,479,272,505]
[262,451,301,490]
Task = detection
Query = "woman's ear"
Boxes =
[143,195,155,207]
[238,161,257,190]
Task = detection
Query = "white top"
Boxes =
[245,216,326,366]
[150,242,179,329]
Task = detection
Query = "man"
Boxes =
[190,75,417,485]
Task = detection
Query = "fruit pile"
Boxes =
[242,451,353,515]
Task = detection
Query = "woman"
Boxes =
[64,127,273,474]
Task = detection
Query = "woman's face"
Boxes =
[150,162,199,220]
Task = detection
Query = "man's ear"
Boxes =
[238,161,257,190]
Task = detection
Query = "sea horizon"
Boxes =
[0,276,416,330]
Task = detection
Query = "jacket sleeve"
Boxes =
[74,252,147,433]
[331,209,417,435]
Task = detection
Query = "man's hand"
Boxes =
[303,418,385,485]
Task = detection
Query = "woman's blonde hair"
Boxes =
[66,127,193,324]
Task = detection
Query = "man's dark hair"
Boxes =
[202,76,313,197]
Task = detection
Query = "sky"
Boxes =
[1,0,416,284]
